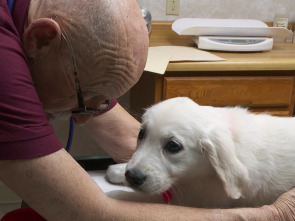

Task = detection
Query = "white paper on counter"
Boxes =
[172,18,290,37]
[144,46,225,74]
[144,47,172,74]
[88,170,134,193]
[155,46,225,62]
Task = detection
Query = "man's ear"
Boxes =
[23,18,61,58]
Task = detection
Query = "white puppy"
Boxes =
[106,97,295,208]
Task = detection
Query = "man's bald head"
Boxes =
[24,0,148,111]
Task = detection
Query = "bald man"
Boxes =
[0,0,295,220]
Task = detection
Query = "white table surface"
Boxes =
[88,170,133,193]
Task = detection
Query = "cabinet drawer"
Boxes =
[163,76,294,108]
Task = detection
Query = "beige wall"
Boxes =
[137,0,295,22]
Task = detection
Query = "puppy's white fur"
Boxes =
[107,97,295,208]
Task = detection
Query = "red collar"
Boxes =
[162,189,172,203]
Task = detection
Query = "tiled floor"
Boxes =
[0,203,22,219]
[0,182,22,219]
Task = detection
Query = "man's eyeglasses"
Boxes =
[55,15,110,115]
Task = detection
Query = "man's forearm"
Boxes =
[0,149,282,221]
[109,199,275,221]
[83,103,140,163]
[0,149,112,220]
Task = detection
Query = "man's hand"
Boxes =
[271,187,295,220]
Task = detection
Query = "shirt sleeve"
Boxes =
[0,4,62,160]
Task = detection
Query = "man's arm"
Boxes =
[0,149,112,220]
[0,148,283,221]
[83,103,141,163]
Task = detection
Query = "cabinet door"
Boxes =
[164,76,295,116]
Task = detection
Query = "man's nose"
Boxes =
[72,114,92,125]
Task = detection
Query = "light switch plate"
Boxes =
[166,0,180,15]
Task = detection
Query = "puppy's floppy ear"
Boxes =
[200,126,249,199]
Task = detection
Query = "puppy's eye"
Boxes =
[138,128,145,140]
[164,140,183,153]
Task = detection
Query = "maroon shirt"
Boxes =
[0,0,62,159]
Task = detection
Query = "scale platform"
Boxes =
[172,18,289,52]
[192,36,273,52]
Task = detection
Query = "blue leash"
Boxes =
[65,116,74,152]
[7,0,15,14]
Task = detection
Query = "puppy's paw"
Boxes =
[106,163,127,185]
[106,190,163,203]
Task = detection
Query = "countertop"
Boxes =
[150,21,295,72]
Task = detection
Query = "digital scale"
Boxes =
[172,18,289,52]
[192,36,273,52]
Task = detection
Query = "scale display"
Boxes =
[211,38,265,45]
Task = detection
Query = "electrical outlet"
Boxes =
[166,0,180,15]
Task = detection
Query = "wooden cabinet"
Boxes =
[131,72,295,117]
[164,76,295,115]
[130,22,295,117]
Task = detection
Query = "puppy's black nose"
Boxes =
[125,169,146,187]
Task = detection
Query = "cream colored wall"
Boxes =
[137,0,295,22]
